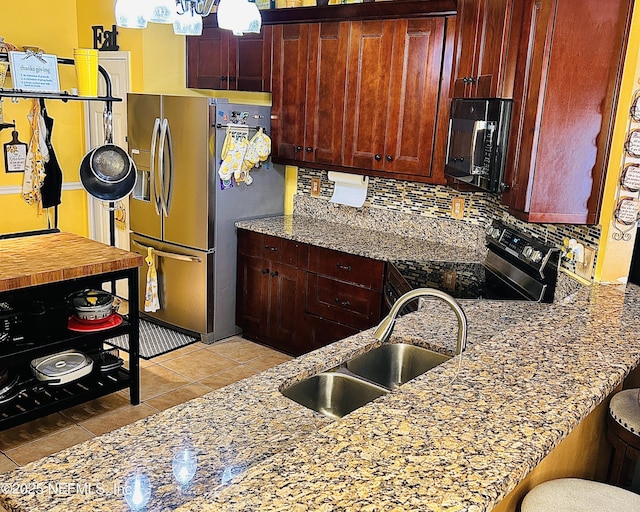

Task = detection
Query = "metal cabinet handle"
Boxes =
[336,263,352,271]
[305,147,312,153]
[261,268,269,275]
[228,76,236,82]
[295,145,303,152]
[374,154,382,161]
[270,271,279,277]
[220,76,227,82]
[386,155,393,162]
[334,298,351,307]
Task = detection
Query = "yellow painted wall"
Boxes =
[0,1,270,239]
[0,1,88,236]
[596,1,640,283]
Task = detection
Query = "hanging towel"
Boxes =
[144,247,160,312]
[22,99,49,209]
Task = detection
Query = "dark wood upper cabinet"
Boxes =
[451,0,518,98]
[502,0,632,224]
[186,25,272,92]
[271,23,310,161]
[272,16,453,183]
[304,22,350,166]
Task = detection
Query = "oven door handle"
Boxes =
[470,120,487,174]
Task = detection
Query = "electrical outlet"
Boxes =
[575,246,595,281]
[451,197,465,219]
[311,177,321,197]
[443,270,456,291]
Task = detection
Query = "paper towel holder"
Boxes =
[327,171,369,208]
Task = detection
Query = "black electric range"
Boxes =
[384,220,560,311]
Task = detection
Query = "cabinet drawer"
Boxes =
[262,234,308,267]
[308,246,384,289]
[306,274,382,329]
[237,230,308,268]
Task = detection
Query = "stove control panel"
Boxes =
[486,221,558,274]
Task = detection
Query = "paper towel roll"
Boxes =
[327,171,369,207]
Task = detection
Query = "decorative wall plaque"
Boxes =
[614,197,640,226]
[8,51,60,93]
[621,164,640,192]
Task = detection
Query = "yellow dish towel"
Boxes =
[144,247,160,312]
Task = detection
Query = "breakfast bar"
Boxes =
[0,273,637,511]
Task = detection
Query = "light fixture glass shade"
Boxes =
[115,0,148,29]
[146,0,177,24]
[173,10,203,35]
[217,0,262,36]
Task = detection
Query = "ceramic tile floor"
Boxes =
[0,336,291,474]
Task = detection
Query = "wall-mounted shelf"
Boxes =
[0,52,121,105]
[0,90,121,103]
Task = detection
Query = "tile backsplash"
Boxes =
[295,168,601,278]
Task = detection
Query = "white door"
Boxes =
[85,51,131,251]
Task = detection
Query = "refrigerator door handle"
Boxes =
[158,118,168,217]
[150,117,162,216]
[162,118,174,217]
[131,240,203,263]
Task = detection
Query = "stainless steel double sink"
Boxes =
[281,343,451,419]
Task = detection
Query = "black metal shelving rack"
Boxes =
[0,53,139,431]
[0,267,140,431]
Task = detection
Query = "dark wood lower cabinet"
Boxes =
[236,250,305,356]
[236,229,384,356]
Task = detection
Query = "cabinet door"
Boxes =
[232,26,273,92]
[451,0,514,98]
[186,26,272,92]
[502,0,630,224]
[235,252,268,341]
[343,20,395,171]
[384,18,445,177]
[186,27,231,90]
[265,262,304,354]
[451,0,481,97]
[271,24,310,161]
[304,22,349,166]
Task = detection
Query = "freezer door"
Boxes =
[162,95,214,250]
[130,234,214,340]
[128,93,163,240]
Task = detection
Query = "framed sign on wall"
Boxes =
[8,51,60,93]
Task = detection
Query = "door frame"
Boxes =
[85,51,131,249]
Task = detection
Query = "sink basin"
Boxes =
[346,343,451,390]
[281,372,388,419]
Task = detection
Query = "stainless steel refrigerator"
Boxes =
[126,94,284,342]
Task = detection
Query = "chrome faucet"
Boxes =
[373,288,468,356]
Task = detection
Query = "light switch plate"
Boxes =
[311,177,321,197]
[451,197,465,219]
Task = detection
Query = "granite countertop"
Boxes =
[235,215,487,263]
[1,218,637,511]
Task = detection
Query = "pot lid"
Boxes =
[31,351,92,379]
[68,289,113,310]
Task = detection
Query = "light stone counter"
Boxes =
[1,216,638,512]
[0,283,638,511]
[235,214,487,263]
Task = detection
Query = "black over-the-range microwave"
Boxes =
[445,98,513,193]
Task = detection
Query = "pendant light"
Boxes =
[115,0,149,29]
[145,0,177,24]
[115,0,261,37]
[174,2,204,36]
[218,0,262,36]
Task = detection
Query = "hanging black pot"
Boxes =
[79,145,136,201]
